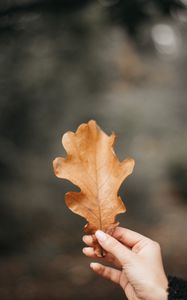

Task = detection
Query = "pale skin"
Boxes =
[82,227,168,300]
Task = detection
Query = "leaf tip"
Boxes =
[110,131,116,144]
[62,131,74,147]
[53,157,63,178]
[88,119,97,126]
[123,157,135,174]
[129,158,135,171]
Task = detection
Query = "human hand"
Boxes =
[82,227,168,300]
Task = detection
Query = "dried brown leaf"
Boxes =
[53,120,135,256]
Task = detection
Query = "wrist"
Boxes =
[148,284,168,300]
[155,287,168,300]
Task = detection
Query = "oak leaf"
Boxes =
[53,120,135,256]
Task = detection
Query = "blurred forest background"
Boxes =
[0,0,187,299]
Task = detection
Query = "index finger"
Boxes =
[95,230,134,266]
[113,227,151,248]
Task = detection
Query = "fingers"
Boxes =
[82,235,121,267]
[82,227,150,266]
[90,262,121,284]
[82,246,121,267]
[83,247,95,256]
[83,227,150,250]
[82,235,93,247]
[113,227,150,248]
[95,230,134,266]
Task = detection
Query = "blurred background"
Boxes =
[0,0,187,299]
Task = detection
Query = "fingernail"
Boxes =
[82,247,89,254]
[82,235,87,242]
[90,262,95,268]
[95,230,107,241]
[90,262,98,270]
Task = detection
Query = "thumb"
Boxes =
[95,230,134,266]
